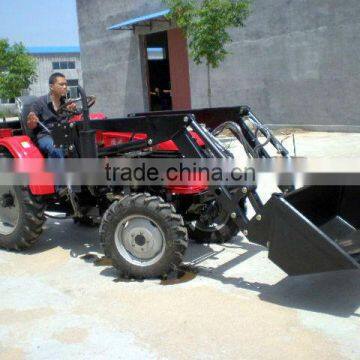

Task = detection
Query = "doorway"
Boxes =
[145,31,172,111]
[144,29,191,111]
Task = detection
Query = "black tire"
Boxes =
[100,193,188,279]
[188,199,245,244]
[189,217,240,244]
[0,186,46,250]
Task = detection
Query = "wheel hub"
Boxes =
[115,215,166,267]
[0,187,20,236]
[135,234,146,247]
[0,193,15,208]
[196,201,229,231]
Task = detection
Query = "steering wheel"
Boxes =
[56,95,96,116]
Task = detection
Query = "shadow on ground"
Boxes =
[183,236,360,318]
[23,218,360,318]
[25,218,101,257]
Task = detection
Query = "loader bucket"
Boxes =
[246,186,360,275]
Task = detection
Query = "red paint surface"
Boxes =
[0,129,13,138]
[0,136,55,195]
[101,131,204,151]
[69,113,107,123]
[165,171,209,194]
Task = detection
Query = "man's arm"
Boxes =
[27,100,42,130]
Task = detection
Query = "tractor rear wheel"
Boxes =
[100,193,188,279]
[0,185,46,250]
[0,150,46,250]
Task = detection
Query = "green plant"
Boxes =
[0,39,37,100]
[164,0,251,106]
[0,111,10,119]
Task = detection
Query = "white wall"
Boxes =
[28,53,83,97]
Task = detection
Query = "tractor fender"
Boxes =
[0,135,55,195]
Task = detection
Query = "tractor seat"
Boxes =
[17,96,38,139]
[17,96,63,158]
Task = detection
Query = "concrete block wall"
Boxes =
[77,0,360,130]
[76,0,166,117]
[190,0,360,131]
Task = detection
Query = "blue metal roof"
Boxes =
[27,46,80,54]
[108,9,170,30]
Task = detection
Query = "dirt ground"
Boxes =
[0,131,360,359]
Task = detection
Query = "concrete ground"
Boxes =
[225,129,360,158]
[270,130,360,157]
[1,131,360,359]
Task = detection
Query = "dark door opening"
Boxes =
[145,31,172,111]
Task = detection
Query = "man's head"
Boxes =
[49,72,67,98]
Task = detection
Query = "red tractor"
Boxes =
[0,86,359,279]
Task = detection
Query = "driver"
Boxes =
[26,72,77,158]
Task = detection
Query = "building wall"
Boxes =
[0,52,82,116]
[76,0,166,117]
[189,0,360,131]
[29,54,82,97]
[76,0,360,131]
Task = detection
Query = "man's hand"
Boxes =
[66,102,77,112]
[27,112,39,130]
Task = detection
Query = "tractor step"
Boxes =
[246,186,360,276]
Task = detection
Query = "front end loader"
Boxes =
[0,86,358,279]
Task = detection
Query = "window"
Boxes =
[67,79,79,98]
[147,47,166,60]
[0,98,15,104]
[52,61,76,70]
[67,79,79,87]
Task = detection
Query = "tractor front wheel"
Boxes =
[100,193,188,279]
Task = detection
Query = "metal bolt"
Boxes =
[148,139,153,145]
[256,214,262,221]
[242,187,248,194]
[183,116,189,123]
[231,212,237,219]
[69,145,74,151]
[243,229,248,237]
